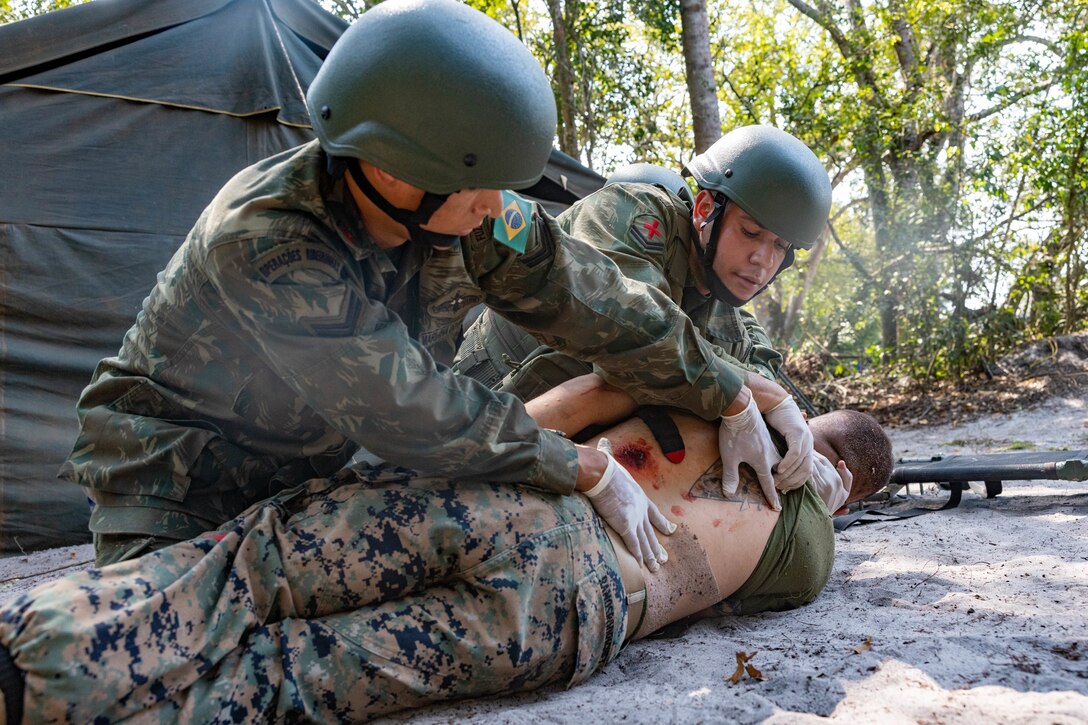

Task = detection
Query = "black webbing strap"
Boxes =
[833,483,966,532]
[0,643,24,725]
[635,406,686,463]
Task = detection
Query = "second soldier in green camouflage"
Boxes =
[455,163,782,398]
[455,127,834,503]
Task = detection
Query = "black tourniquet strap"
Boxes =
[833,483,966,532]
[636,406,686,464]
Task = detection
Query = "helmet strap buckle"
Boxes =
[344,158,460,249]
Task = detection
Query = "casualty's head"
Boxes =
[809,409,893,506]
[606,162,695,210]
[683,126,832,305]
[305,0,557,248]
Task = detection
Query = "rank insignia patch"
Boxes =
[300,287,362,337]
[629,215,666,253]
[494,190,532,253]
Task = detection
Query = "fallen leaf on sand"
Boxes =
[727,651,765,684]
[852,636,873,654]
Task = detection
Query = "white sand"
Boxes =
[3,394,1087,723]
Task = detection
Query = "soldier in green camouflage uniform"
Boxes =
[59,0,775,569]
[455,129,833,504]
[454,169,782,400]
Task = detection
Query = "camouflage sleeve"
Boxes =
[566,184,767,403]
[558,184,683,296]
[205,238,578,495]
[737,307,783,380]
[461,201,744,419]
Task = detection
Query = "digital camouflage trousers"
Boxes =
[0,465,628,723]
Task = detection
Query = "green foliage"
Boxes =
[742,0,1088,378]
[10,0,1084,383]
[1,0,87,24]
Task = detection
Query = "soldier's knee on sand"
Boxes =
[93,533,170,567]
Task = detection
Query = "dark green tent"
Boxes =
[0,0,604,552]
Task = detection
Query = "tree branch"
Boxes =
[720,72,760,122]
[830,155,862,188]
[967,77,1061,124]
[1004,34,1060,54]
[786,0,888,110]
[887,0,922,90]
[827,220,877,285]
[830,195,868,223]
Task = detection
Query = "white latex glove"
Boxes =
[719,395,782,510]
[763,396,815,492]
[810,451,853,513]
[584,438,676,572]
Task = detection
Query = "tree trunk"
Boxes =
[546,0,580,158]
[679,0,721,152]
[1062,132,1086,333]
[861,153,900,356]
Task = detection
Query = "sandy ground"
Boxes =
[2,394,1087,723]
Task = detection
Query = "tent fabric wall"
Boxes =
[0,0,605,553]
[0,0,342,552]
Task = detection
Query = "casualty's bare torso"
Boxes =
[585,412,780,638]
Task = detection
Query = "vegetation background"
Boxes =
[5,0,1086,419]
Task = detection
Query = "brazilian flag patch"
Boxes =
[493,190,532,253]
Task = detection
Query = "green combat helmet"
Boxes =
[683,125,832,305]
[606,162,695,210]
[306,0,557,248]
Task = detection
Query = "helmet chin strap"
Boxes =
[696,195,795,306]
[343,158,461,249]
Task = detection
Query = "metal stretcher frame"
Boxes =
[891,449,1088,499]
[834,450,1088,530]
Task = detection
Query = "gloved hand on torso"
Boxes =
[583,437,676,572]
[718,393,782,510]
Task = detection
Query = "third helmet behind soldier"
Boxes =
[606,162,695,211]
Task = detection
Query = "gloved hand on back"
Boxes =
[718,394,782,510]
[583,437,676,571]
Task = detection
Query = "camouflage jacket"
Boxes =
[455,183,782,399]
[60,142,743,518]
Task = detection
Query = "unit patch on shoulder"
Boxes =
[299,285,363,337]
[493,190,533,253]
[628,214,666,254]
[255,243,344,283]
